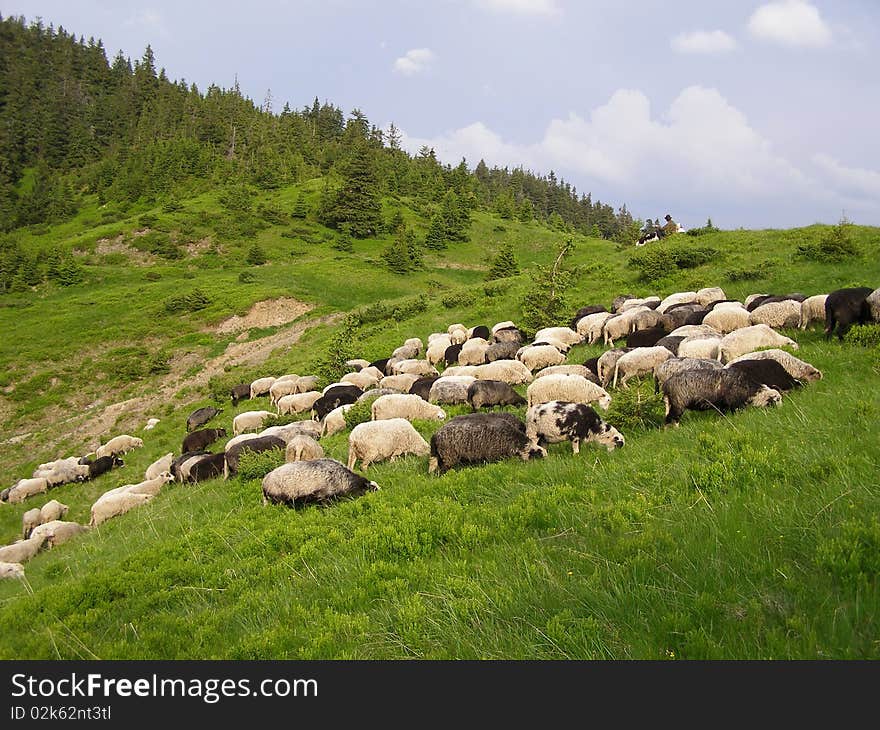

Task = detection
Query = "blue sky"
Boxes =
[6,0,880,228]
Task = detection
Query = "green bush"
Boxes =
[245,244,267,266]
[144,271,162,281]
[138,214,159,229]
[238,270,257,283]
[343,399,373,430]
[162,200,183,213]
[605,386,665,431]
[236,447,285,481]
[796,220,860,263]
[257,203,289,225]
[844,324,880,348]
[628,242,718,283]
[441,288,479,309]
[163,288,211,313]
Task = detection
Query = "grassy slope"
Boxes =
[0,185,879,659]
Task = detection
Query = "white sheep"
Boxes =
[0,562,25,580]
[260,420,323,443]
[517,344,566,371]
[473,359,533,385]
[144,418,160,430]
[96,435,144,460]
[696,287,726,307]
[345,358,371,371]
[42,462,90,488]
[359,366,385,381]
[657,292,698,314]
[22,508,42,539]
[749,300,802,329]
[347,418,430,470]
[39,499,69,524]
[491,320,517,335]
[744,293,769,309]
[534,327,583,346]
[458,338,491,366]
[232,410,276,436]
[597,349,630,387]
[123,472,174,497]
[526,373,612,410]
[404,337,424,352]
[269,377,302,405]
[612,346,673,388]
[145,452,174,481]
[341,371,380,390]
[799,294,828,330]
[29,520,87,548]
[0,534,47,564]
[677,335,722,360]
[440,365,480,378]
[4,477,49,504]
[276,391,322,416]
[533,365,595,381]
[250,376,277,399]
[426,335,454,365]
[285,435,324,462]
[429,376,476,405]
[447,323,467,335]
[34,456,80,476]
[392,344,421,360]
[576,311,614,343]
[669,324,721,339]
[618,296,660,312]
[718,324,799,363]
[392,359,439,377]
[90,492,153,527]
[322,404,355,436]
[449,328,468,346]
[703,306,750,334]
[378,373,420,392]
[371,394,446,422]
[725,349,822,382]
[602,307,650,346]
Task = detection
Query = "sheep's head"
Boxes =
[594,423,626,452]
[750,386,783,409]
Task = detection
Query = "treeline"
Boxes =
[0,14,634,238]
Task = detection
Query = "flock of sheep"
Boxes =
[2,283,878,582]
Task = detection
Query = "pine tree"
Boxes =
[423,214,447,250]
[517,198,534,223]
[322,142,381,237]
[486,243,520,280]
[520,239,577,331]
[292,193,309,219]
[245,244,267,265]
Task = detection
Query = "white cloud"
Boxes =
[671,30,737,54]
[811,154,880,200]
[123,9,170,40]
[748,1,832,48]
[475,0,561,17]
[393,48,435,76]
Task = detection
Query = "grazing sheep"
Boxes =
[429,413,545,474]
[669,324,721,339]
[392,359,440,377]
[696,287,727,307]
[725,349,822,382]
[517,344,566,371]
[467,380,526,410]
[144,418,160,430]
[123,472,174,497]
[867,288,880,323]
[347,419,430,469]
[250,377,277,399]
[799,294,829,330]
[39,460,91,487]
[661,369,782,426]
[145,453,175,481]
[90,492,153,527]
[182,452,226,482]
[626,325,670,348]
[39,499,68,524]
[225,435,286,477]
[597,349,633,387]
[295,375,320,393]
[618,296,660,312]
[341,371,380,390]
[449,327,468,346]
[473,359,533,385]
[372,394,446,422]
[233,410,276,436]
[426,335,454,365]
[86,455,124,481]
[612,346,673,388]
[3,477,49,504]
[526,401,625,454]
[492,327,524,344]
[182,428,227,454]
[0,534,47,563]
[576,311,615,343]
[358,366,385,381]
[628,308,667,334]
[653,357,723,393]
[260,420,323,443]
[657,292,698,313]
[570,305,608,329]
[469,326,491,340]
[0,562,25,580]
[492,320,517,335]
[683,308,710,325]
[262,459,379,507]
[276,391,323,416]
[321,381,350,393]
[95,435,143,460]
[313,385,364,421]
[379,373,421,392]
[443,343,463,366]
[703,306,751,334]
[392,343,421,361]
[448,322,467,335]
[677,335,722,361]
[429,376,477,405]
[322,405,355,437]
[602,308,648,346]
[441,365,480,378]
[611,294,636,312]
[744,293,769,309]
[749,300,802,329]
[718,324,799,363]
[355,388,399,403]
[726,359,802,392]
[369,358,392,376]
[534,365,598,383]
[663,304,703,330]
[458,338,491,366]
[186,407,222,432]
[230,383,251,405]
[404,337,425,353]
[285,435,325,463]
[824,287,874,340]
[170,451,211,481]
[269,377,303,405]
[409,375,441,401]
[534,327,583,346]
[526,373,612,410]
[346,358,371,372]
[22,508,42,539]
[30,520,87,547]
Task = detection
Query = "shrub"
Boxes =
[441,288,479,309]
[605,386,665,431]
[163,288,211,313]
[628,242,718,283]
[725,265,767,282]
[844,324,880,348]
[686,218,720,237]
[236,447,285,481]
[257,203,289,225]
[144,271,162,281]
[343,400,373,430]
[238,270,257,283]
[245,244,267,266]
[486,243,520,281]
[138,214,159,229]
[162,200,183,213]
[796,219,859,263]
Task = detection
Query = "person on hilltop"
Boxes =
[656,213,679,239]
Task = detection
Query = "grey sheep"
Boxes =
[262,459,379,507]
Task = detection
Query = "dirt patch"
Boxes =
[86,235,157,266]
[216,298,314,335]
[185,237,214,257]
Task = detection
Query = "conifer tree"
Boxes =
[486,242,520,280]
[322,141,381,237]
[423,214,447,250]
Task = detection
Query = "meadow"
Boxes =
[0,184,878,659]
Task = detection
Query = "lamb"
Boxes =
[533,365,598,383]
[653,357,723,393]
[429,376,476,405]
[276,391,322,416]
[347,419,430,470]
[95,434,144,459]
[576,311,614,343]
[262,459,379,507]
[525,401,625,454]
[322,404,355,436]
[534,327,583,347]
[429,413,545,474]
[225,435,286,477]
[473,359,533,385]
[285,435,324,463]
[3,477,49,504]
[233,410,276,436]
[90,492,153,527]
[457,338,491,366]
[677,335,722,361]
[29,520,87,548]
[661,368,782,426]
[145,452,175,481]
[379,373,421,392]
[799,294,829,330]
[725,349,822,382]
[612,346,673,388]
[341,371,380,390]
[466,380,527,410]
[0,534,47,564]
[718,324,799,363]
[182,428,227,454]
[517,344,566,371]
[0,562,25,580]
[726,359,802,393]
[749,300,802,329]
[371,394,446,422]
[391,359,439,377]
[696,287,727,307]
[185,407,222,432]
[703,306,750,334]
[250,376,277,399]
[526,373,612,410]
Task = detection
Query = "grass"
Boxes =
[0,183,879,658]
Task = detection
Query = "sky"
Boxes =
[6,0,880,229]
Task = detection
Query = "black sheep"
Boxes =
[727,359,802,392]
[225,435,286,477]
[230,383,251,405]
[312,385,363,421]
[409,376,440,401]
[429,413,543,474]
[186,406,222,432]
[466,380,527,411]
[824,287,874,340]
[87,455,124,479]
[182,428,228,454]
[661,369,782,426]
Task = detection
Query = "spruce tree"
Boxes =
[423,214,447,250]
[292,193,309,219]
[486,243,520,280]
[324,142,382,237]
[518,198,534,223]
